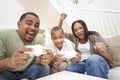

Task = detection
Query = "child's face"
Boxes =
[51,30,65,50]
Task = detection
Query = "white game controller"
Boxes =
[24,45,47,56]
[60,51,77,59]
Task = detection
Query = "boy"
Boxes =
[46,26,80,74]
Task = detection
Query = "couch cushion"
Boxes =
[109,66,120,80]
[105,35,120,67]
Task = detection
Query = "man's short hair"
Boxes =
[19,12,39,21]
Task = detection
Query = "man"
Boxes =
[0,12,52,80]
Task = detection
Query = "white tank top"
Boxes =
[78,40,91,61]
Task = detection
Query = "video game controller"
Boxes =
[60,51,77,59]
[24,45,47,56]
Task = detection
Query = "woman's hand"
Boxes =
[60,13,67,21]
[94,42,113,62]
[58,13,67,28]
[94,42,107,56]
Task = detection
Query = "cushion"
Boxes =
[110,47,120,67]
[105,35,120,67]
[108,67,120,80]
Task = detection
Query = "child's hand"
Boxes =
[55,53,65,62]
[70,53,81,62]
[35,54,51,65]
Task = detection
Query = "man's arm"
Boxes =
[0,47,30,72]
[0,58,11,72]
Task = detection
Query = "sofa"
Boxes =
[105,35,120,80]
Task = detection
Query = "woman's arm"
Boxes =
[94,42,113,62]
[58,13,67,28]
[89,35,113,62]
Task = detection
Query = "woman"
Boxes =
[58,13,112,79]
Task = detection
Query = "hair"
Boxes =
[19,12,39,21]
[71,19,100,41]
[51,26,64,35]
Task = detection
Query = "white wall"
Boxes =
[16,0,70,33]
[0,0,25,29]
[1,0,120,38]
[50,0,120,38]
[68,9,120,38]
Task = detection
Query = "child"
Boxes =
[46,26,80,74]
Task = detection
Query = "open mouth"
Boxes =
[77,33,84,39]
[26,30,35,39]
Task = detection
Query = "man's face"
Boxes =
[18,14,40,42]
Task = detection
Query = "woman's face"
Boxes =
[73,22,85,40]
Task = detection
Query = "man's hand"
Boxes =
[6,47,30,69]
[35,49,53,65]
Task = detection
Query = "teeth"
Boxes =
[28,31,34,35]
